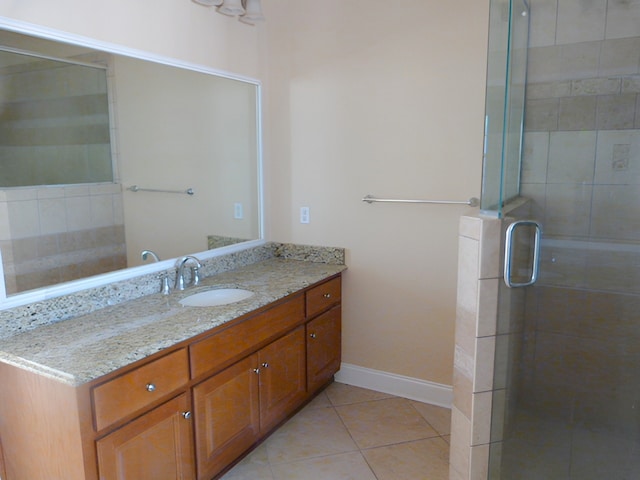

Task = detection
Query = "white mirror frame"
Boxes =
[0,16,265,310]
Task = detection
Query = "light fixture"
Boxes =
[191,0,223,6]
[239,0,265,24]
[217,0,245,16]
[191,0,265,25]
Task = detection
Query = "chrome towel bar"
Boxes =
[362,195,479,207]
[128,185,195,196]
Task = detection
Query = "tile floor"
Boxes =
[220,382,451,480]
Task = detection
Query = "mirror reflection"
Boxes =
[0,31,261,296]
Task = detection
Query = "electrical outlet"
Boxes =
[234,203,243,219]
[300,207,310,224]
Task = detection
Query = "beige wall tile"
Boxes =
[544,184,592,236]
[460,215,482,240]
[591,185,640,240]
[556,0,606,44]
[547,131,597,183]
[606,0,640,39]
[477,278,498,337]
[453,367,473,419]
[458,236,480,315]
[526,81,572,100]
[7,200,40,239]
[595,129,640,184]
[479,218,501,279]
[473,336,496,393]
[471,391,493,446]
[528,0,558,48]
[599,38,640,75]
[449,406,472,480]
[525,98,559,131]
[558,96,597,130]
[470,444,490,480]
[596,93,637,129]
[521,132,549,183]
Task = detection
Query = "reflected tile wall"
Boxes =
[0,184,126,294]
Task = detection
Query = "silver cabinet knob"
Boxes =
[182,411,192,420]
[323,293,331,298]
[146,383,156,392]
[261,362,269,368]
[309,332,317,339]
[253,368,260,374]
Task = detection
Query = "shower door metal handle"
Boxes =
[504,220,542,288]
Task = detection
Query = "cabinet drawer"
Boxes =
[92,348,189,432]
[306,276,341,318]
[190,294,305,380]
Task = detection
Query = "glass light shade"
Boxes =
[217,0,245,16]
[239,0,265,24]
[192,0,223,5]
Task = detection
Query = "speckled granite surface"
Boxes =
[0,258,345,386]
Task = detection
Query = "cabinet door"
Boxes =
[258,326,306,432]
[96,393,195,480]
[307,306,342,393]
[192,355,260,480]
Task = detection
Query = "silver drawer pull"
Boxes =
[182,411,192,420]
[323,293,331,298]
[253,368,260,375]
[309,333,317,339]
[261,362,270,368]
[146,383,156,392]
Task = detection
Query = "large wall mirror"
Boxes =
[0,26,263,304]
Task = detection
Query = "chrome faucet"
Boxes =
[142,250,171,295]
[141,250,161,262]
[175,256,202,291]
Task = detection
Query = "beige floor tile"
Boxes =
[270,451,378,480]
[325,382,394,406]
[411,401,452,436]
[305,390,332,409]
[265,406,358,464]
[363,437,450,480]
[336,397,439,449]
[221,444,274,480]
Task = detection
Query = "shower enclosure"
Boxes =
[483,0,640,478]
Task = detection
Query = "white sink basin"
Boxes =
[179,288,254,307]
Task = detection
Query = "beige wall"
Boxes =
[262,0,489,385]
[0,0,491,387]
[0,0,263,79]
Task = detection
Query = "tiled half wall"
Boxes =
[0,183,125,294]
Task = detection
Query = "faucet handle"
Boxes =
[159,273,171,295]
[191,266,201,286]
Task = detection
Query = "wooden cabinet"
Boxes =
[96,394,195,480]
[192,355,260,480]
[307,306,341,393]
[0,273,342,480]
[92,348,190,432]
[258,326,306,432]
[193,326,307,480]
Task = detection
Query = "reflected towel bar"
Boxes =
[128,185,195,196]
[362,195,479,207]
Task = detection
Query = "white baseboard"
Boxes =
[334,363,452,408]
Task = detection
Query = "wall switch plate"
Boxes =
[300,207,310,224]
[234,203,243,219]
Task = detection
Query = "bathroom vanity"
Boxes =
[0,256,344,480]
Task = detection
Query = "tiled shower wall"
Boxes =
[0,184,126,294]
[521,0,640,242]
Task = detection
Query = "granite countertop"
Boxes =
[0,258,346,386]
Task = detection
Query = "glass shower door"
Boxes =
[486,0,640,478]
